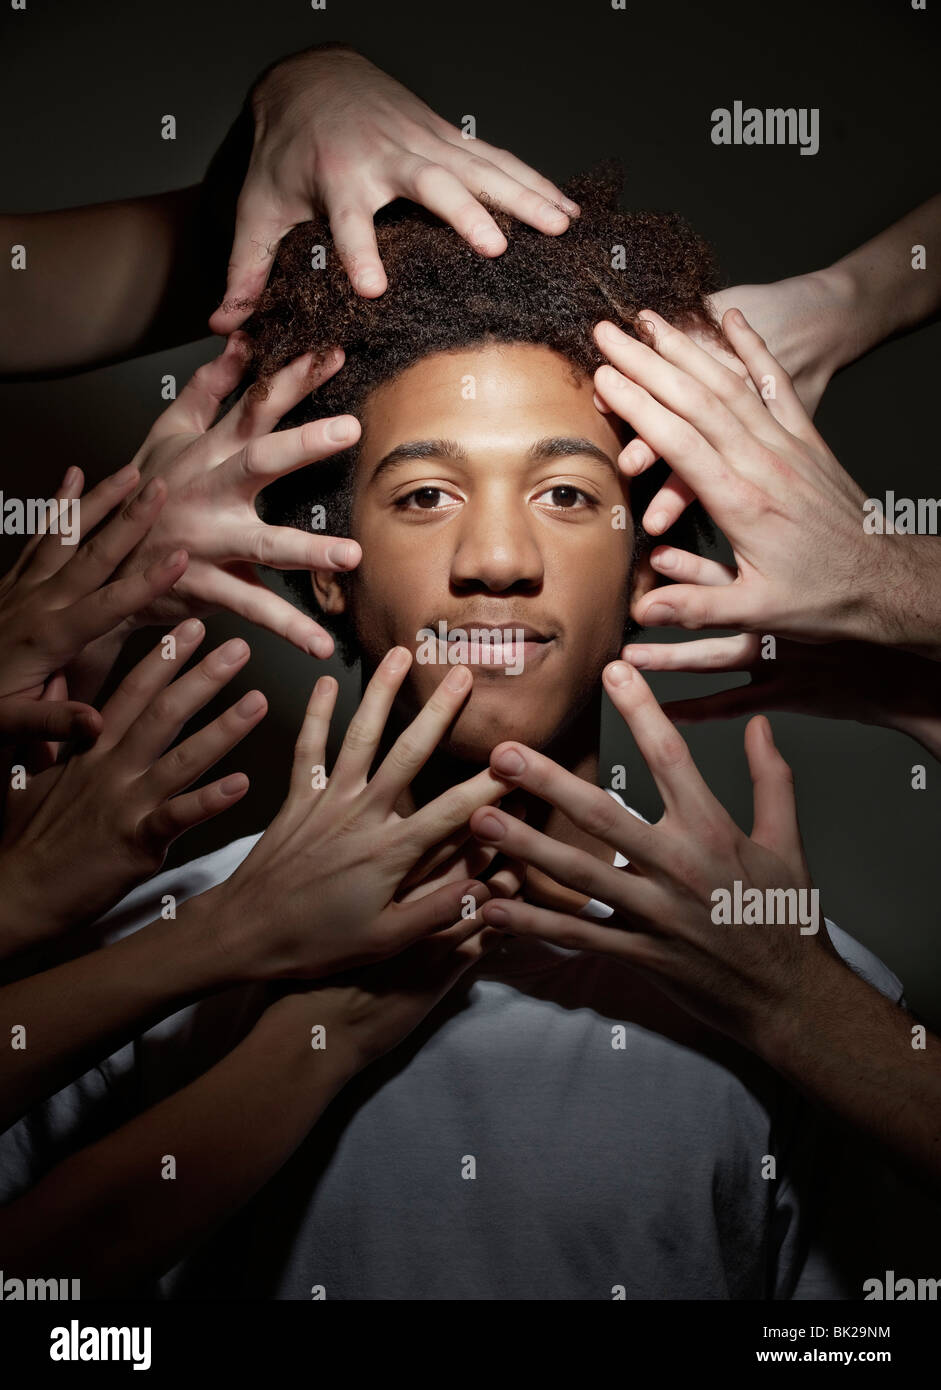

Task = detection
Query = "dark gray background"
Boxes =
[2,0,939,1023]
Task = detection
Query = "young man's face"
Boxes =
[314,342,638,761]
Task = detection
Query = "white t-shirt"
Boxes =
[2,801,933,1302]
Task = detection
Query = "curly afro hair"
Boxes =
[239,160,720,663]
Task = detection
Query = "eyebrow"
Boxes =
[369,436,618,484]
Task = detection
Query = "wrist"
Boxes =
[864,535,941,660]
[812,259,862,375]
[255,990,364,1087]
[745,943,854,1072]
[0,847,53,952]
[185,881,267,987]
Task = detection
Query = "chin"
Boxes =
[442,694,563,764]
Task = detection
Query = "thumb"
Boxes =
[209,195,292,335]
[0,695,102,748]
[745,716,807,877]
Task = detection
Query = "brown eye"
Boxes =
[549,486,580,508]
[535,484,598,510]
[395,486,455,510]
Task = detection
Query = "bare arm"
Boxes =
[0,897,238,1134]
[0,918,498,1292]
[0,989,358,1291]
[761,953,941,1198]
[0,185,226,380]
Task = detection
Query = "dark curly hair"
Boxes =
[239,161,720,663]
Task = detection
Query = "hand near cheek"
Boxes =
[114,336,362,659]
[592,310,939,659]
[469,661,844,1058]
[622,584,941,763]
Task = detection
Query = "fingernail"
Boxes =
[492,748,525,776]
[384,646,410,672]
[308,634,333,659]
[604,661,633,686]
[219,638,249,666]
[111,464,139,487]
[62,466,79,490]
[729,308,746,328]
[561,199,580,216]
[327,542,353,567]
[646,512,668,534]
[220,774,248,796]
[179,619,204,641]
[444,665,472,691]
[625,648,649,668]
[541,206,569,229]
[357,272,383,293]
[326,416,355,443]
[141,478,162,504]
[475,812,506,841]
[654,550,677,570]
[162,549,187,569]
[484,904,510,927]
[236,691,266,718]
[642,603,674,625]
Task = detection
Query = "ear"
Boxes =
[310,568,348,615]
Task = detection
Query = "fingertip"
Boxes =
[220,772,250,798]
[353,268,387,297]
[603,660,636,689]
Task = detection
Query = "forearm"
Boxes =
[0,895,241,1132]
[825,193,941,371]
[0,185,222,380]
[761,956,941,1194]
[0,990,359,1291]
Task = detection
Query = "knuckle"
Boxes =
[161,743,192,779]
[581,792,618,840]
[147,691,175,725]
[341,720,374,755]
[651,729,692,772]
[410,160,445,199]
[387,733,421,772]
[248,528,275,565]
[299,421,323,454]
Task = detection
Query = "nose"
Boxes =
[449,487,544,593]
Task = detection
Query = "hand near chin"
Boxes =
[468,660,845,1058]
[204,646,518,985]
[109,337,362,659]
[209,45,578,330]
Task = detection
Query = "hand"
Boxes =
[468,660,841,1057]
[592,310,935,654]
[705,272,849,418]
[271,914,506,1075]
[112,336,362,658]
[622,553,941,760]
[209,44,579,329]
[205,646,515,982]
[0,463,194,749]
[0,620,265,949]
